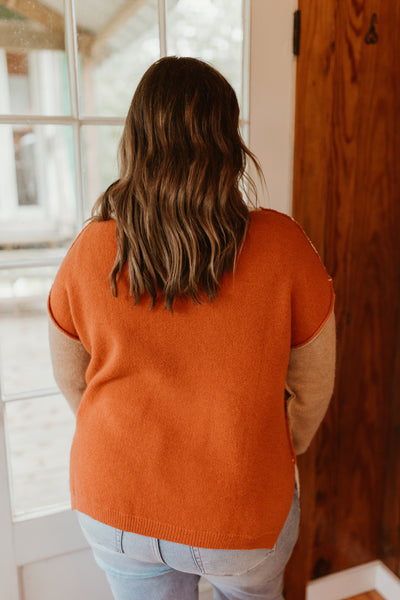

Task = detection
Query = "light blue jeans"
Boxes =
[76,484,300,600]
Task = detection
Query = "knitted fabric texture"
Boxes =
[48,208,334,549]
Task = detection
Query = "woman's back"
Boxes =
[48,56,335,599]
[48,207,333,550]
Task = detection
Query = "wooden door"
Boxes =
[284,1,400,598]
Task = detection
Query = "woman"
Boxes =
[48,57,335,600]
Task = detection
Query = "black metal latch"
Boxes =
[293,10,301,56]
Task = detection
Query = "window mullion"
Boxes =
[64,0,80,119]
[64,0,85,228]
[3,388,60,404]
[72,122,85,227]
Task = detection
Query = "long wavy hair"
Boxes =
[91,56,264,312]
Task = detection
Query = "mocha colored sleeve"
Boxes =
[286,309,336,455]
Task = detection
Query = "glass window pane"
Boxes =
[0,124,76,247]
[0,267,63,395]
[0,2,70,115]
[82,125,122,215]
[166,0,244,108]
[5,395,74,518]
[77,0,159,117]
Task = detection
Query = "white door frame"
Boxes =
[249,0,297,215]
[0,394,20,598]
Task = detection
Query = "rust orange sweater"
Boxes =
[48,208,334,549]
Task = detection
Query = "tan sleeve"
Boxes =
[48,317,91,416]
[286,309,336,455]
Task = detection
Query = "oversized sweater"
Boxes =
[48,208,334,550]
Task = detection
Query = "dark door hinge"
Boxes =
[293,10,301,56]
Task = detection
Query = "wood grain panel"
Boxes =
[284,2,337,596]
[284,0,400,598]
[377,0,400,576]
[291,0,336,253]
[345,593,384,600]
[331,0,392,570]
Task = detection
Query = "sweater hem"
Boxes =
[71,495,283,550]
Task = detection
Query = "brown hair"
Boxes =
[91,56,263,312]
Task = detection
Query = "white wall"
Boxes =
[249,0,298,215]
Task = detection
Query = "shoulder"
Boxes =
[67,219,117,255]
[249,208,328,274]
[249,208,311,247]
[250,207,298,229]
[58,219,117,277]
[75,219,117,244]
